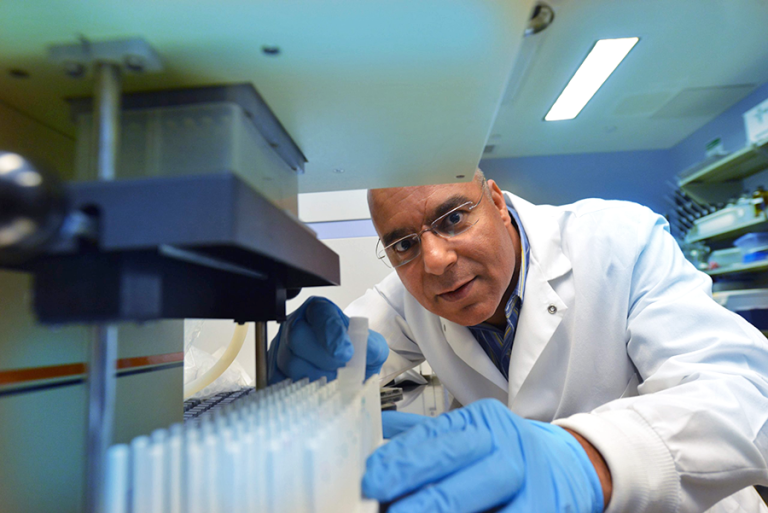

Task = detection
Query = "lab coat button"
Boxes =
[547,304,557,314]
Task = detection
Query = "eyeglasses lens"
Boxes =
[376,181,486,268]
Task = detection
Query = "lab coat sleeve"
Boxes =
[554,208,768,513]
[344,271,425,384]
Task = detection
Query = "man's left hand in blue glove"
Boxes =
[363,398,611,513]
[267,296,389,384]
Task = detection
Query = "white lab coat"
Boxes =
[346,192,768,513]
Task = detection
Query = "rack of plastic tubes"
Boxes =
[102,375,383,513]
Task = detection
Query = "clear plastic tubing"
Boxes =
[183,322,249,400]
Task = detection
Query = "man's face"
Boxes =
[369,176,521,326]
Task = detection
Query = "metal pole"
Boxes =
[255,321,268,390]
[85,61,121,513]
[91,62,121,181]
[85,325,118,513]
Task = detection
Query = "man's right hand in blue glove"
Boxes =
[364,398,608,513]
[382,411,430,439]
[267,296,390,384]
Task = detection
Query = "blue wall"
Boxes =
[481,81,768,215]
[480,149,674,214]
[309,218,376,239]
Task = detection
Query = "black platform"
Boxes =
[21,173,339,324]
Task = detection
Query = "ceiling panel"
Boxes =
[487,0,768,158]
[651,85,756,119]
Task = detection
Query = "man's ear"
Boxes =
[487,179,510,220]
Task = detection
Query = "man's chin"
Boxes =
[437,302,495,327]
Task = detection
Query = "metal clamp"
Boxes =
[49,37,163,78]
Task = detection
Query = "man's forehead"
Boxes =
[369,180,479,240]
[369,181,472,212]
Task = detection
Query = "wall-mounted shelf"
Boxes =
[713,288,768,313]
[680,138,768,187]
[706,260,768,277]
[678,139,768,205]
[685,210,768,244]
[675,116,768,320]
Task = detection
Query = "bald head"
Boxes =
[367,169,487,220]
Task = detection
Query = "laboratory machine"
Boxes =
[0,2,538,512]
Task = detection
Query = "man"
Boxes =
[268,170,768,512]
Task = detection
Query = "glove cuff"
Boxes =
[554,410,679,513]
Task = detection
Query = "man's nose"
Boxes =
[420,231,457,275]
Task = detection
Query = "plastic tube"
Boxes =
[147,439,165,513]
[105,355,385,513]
[203,433,219,513]
[131,436,151,513]
[166,430,183,513]
[183,323,249,400]
[337,317,368,391]
[103,444,129,513]
[186,434,205,513]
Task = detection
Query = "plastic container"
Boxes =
[745,97,768,145]
[734,232,768,262]
[744,249,768,263]
[686,202,763,242]
[74,102,298,215]
[708,247,742,269]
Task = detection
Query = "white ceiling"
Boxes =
[1,1,766,185]
[485,0,768,159]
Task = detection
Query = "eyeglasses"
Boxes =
[376,181,487,268]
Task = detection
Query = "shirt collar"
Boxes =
[509,206,530,300]
[470,205,530,330]
[502,206,530,325]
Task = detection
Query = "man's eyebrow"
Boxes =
[381,194,473,246]
[381,227,413,247]
[429,194,473,222]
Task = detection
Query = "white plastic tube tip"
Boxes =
[338,317,368,389]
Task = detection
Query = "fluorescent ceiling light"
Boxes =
[545,37,639,121]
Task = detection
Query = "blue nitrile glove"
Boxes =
[381,411,430,439]
[267,296,389,384]
[363,398,603,513]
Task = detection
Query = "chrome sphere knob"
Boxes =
[0,151,66,264]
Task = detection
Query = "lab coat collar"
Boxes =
[504,192,572,282]
[503,192,572,401]
[441,318,509,393]
[506,262,568,401]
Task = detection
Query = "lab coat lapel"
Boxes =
[402,292,508,405]
[506,262,568,401]
[441,319,508,393]
[504,193,572,403]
